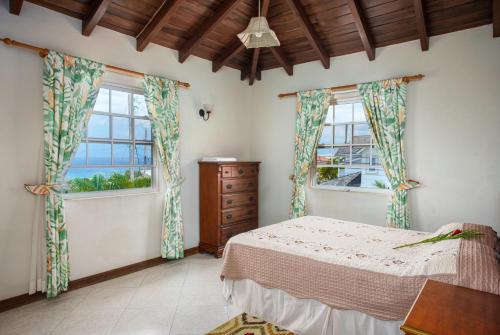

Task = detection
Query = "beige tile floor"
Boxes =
[0,254,243,335]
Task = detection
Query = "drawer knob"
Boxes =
[238,169,244,174]
[227,199,233,204]
[226,214,233,219]
[224,170,229,174]
[226,184,233,189]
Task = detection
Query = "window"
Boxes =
[64,85,156,193]
[312,90,389,191]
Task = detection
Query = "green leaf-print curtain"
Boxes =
[290,89,331,218]
[143,75,184,259]
[357,78,419,229]
[42,50,105,297]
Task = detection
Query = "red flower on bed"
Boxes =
[450,229,462,236]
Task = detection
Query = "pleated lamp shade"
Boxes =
[237,17,280,48]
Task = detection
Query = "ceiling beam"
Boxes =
[494,0,499,37]
[283,0,330,69]
[9,0,23,15]
[241,68,261,81]
[249,48,261,85]
[179,0,243,63]
[413,0,429,50]
[212,38,245,73]
[269,47,293,76]
[248,0,270,85]
[347,0,375,60]
[136,0,183,52]
[82,0,112,36]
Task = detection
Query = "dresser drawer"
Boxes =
[222,206,257,225]
[221,193,257,209]
[220,220,258,245]
[231,166,257,178]
[221,178,257,193]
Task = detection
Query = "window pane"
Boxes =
[371,146,382,166]
[325,106,333,124]
[134,119,152,141]
[88,143,111,165]
[93,88,109,113]
[334,104,352,123]
[351,145,370,165]
[72,143,86,166]
[353,124,371,144]
[332,146,350,165]
[361,168,389,189]
[319,126,333,145]
[133,94,148,117]
[113,143,131,165]
[87,114,110,138]
[113,117,131,140]
[65,167,132,192]
[131,167,152,188]
[111,90,130,115]
[134,144,152,165]
[316,166,339,185]
[353,103,366,122]
[317,147,332,165]
[334,125,352,144]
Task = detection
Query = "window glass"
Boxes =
[65,86,155,193]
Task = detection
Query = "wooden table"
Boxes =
[401,279,500,335]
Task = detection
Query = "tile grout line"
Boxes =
[168,258,190,335]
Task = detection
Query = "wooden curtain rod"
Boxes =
[277,74,424,98]
[0,37,191,89]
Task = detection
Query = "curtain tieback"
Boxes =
[394,179,420,191]
[24,184,61,195]
[289,174,295,181]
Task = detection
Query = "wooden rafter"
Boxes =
[241,68,261,81]
[347,0,375,60]
[9,0,23,15]
[494,0,499,37]
[212,38,245,73]
[269,47,293,76]
[136,0,183,52]
[179,0,243,63]
[248,0,270,85]
[82,0,112,36]
[283,0,330,69]
[413,0,429,50]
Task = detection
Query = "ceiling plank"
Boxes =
[212,38,245,73]
[283,0,330,69]
[413,0,429,50]
[136,0,183,52]
[9,0,23,15]
[178,0,244,63]
[82,0,113,36]
[269,47,293,76]
[494,0,499,37]
[347,0,375,60]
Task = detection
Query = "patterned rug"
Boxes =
[206,313,294,335]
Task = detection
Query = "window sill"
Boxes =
[63,188,161,201]
[310,184,392,195]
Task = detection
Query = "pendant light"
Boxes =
[237,0,280,48]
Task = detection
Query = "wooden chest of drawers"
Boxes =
[198,161,260,258]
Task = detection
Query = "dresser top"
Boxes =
[198,161,260,165]
[401,280,500,335]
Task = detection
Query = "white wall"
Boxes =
[250,25,500,234]
[1,2,500,302]
[0,2,252,300]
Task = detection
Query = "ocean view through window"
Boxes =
[64,85,156,193]
[313,90,389,191]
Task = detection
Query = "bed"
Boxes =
[220,216,500,335]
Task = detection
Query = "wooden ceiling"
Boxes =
[8,0,499,85]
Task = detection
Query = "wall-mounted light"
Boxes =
[199,104,213,121]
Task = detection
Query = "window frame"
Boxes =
[311,90,391,194]
[64,83,159,199]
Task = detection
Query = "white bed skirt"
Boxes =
[222,279,403,335]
